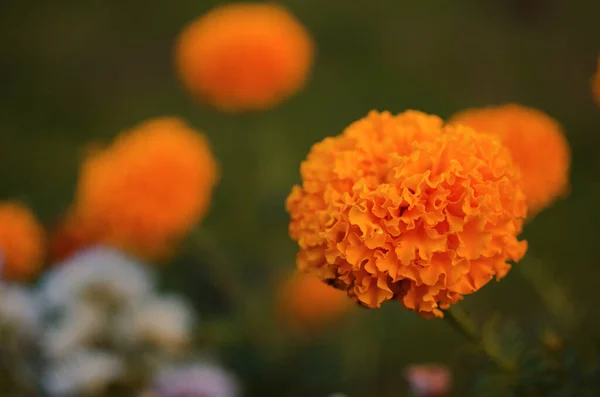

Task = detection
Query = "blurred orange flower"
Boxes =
[176,3,314,112]
[0,201,45,281]
[287,110,527,318]
[278,271,352,329]
[593,56,600,107]
[72,117,218,260]
[450,104,570,216]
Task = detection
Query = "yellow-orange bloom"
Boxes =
[450,104,570,216]
[593,56,600,107]
[73,117,218,260]
[176,3,314,112]
[0,201,45,281]
[278,271,352,329]
[287,111,528,318]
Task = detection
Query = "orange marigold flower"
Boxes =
[0,201,45,281]
[450,104,570,216]
[176,3,314,112]
[593,56,600,107]
[286,110,528,318]
[278,271,352,330]
[73,117,218,260]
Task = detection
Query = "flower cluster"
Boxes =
[287,110,528,317]
[0,0,589,395]
[39,246,197,396]
[0,113,238,395]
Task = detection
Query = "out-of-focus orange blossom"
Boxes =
[287,110,527,318]
[278,271,352,330]
[451,104,570,216]
[72,117,218,260]
[0,201,45,281]
[176,3,314,112]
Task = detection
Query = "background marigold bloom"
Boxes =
[450,104,570,216]
[593,56,600,107]
[176,3,314,112]
[73,117,218,260]
[278,271,352,329]
[0,201,45,281]
[287,111,528,318]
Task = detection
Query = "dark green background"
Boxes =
[1,0,599,396]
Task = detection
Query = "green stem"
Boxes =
[444,306,515,373]
[189,227,245,305]
[188,227,274,351]
[222,112,264,259]
[518,255,576,330]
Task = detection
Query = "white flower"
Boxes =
[42,302,107,359]
[38,245,154,310]
[116,295,195,352]
[43,349,125,396]
[0,283,40,338]
[154,362,239,397]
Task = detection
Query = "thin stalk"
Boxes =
[189,227,245,305]
[221,112,264,259]
[444,306,515,373]
[188,227,274,352]
[518,255,577,330]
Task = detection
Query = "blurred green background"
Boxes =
[1,0,600,395]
